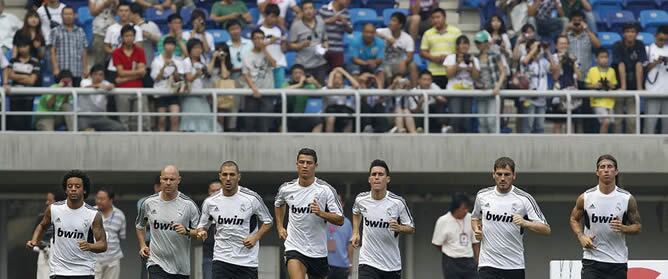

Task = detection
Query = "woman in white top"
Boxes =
[180,38,215,132]
[484,15,513,63]
[444,35,480,133]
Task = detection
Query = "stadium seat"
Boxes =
[180,6,195,27]
[146,8,174,24]
[382,8,408,26]
[590,0,623,15]
[597,32,622,49]
[413,53,426,71]
[365,0,397,16]
[623,0,658,18]
[82,24,93,49]
[248,7,259,25]
[639,10,668,34]
[660,0,668,11]
[209,29,230,45]
[76,7,93,26]
[304,98,323,113]
[607,11,635,33]
[637,32,655,45]
[67,0,88,10]
[349,8,382,30]
[285,51,296,70]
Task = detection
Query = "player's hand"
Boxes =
[309,199,321,216]
[578,234,596,249]
[512,214,527,227]
[277,227,288,241]
[472,222,483,241]
[610,218,626,233]
[172,223,187,235]
[139,245,150,258]
[242,235,259,249]
[26,240,38,249]
[388,219,401,232]
[351,233,361,248]
[78,241,92,251]
[196,229,208,240]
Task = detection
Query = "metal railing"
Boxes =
[1,87,667,134]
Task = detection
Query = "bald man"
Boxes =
[136,165,204,279]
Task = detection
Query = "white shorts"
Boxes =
[593,107,613,122]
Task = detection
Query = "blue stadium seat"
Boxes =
[285,51,296,70]
[76,7,93,26]
[365,0,397,16]
[597,32,622,49]
[413,52,426,71]
[639,10,668,34]
[180,6,195,27]
[67,0,88,10]
[349,8,382,30]
[591,0,623,15]
[637,32,655,45]
[304,98,323,114]
[4,47,11,61]
[607,11,635,33]
[82,24,93,49]
[248,7,259,25]
[209,29,230,45]
[623,0,658,18]
[343,31,361,50]
[382,8,408,26]
[660,0,668,11]
[146,8,174,24]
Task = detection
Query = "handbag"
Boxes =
[510,63,530,90]
[215,79,236,110]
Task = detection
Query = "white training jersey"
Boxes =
[472,185,548,270]
[352,191,414,272]
[198,186,273,267]
[582,185,631,264]
[274,178,343,258]
[136,192,200,276]
[49,201,99,276]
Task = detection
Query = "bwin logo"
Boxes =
[591,213,617,224]
[485,211,513,223]
[153,220,176,231]
[217,215,244,225]
[57,228,84,239]
[364,218,390,228]
[290,205,312,214]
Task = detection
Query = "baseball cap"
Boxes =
[474,31,490,43]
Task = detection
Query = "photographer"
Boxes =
[519,38,554,134]
[444,35,479,133]
[474,31,506,134]
[549,35,580,133]
[389,75,418,134]
[36,0,65,43]
[586,48,617,134]
[282,64,323,133]
[612,23,647,133]
[644,25,668,134]
[150,36,185,132]
[182,9,214,57]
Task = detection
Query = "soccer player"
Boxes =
[136,165,204,279]
[26,170,108,279]
[196,161,273,279]
[275,148,344,279]
[351,159,415,279]
[471,157,551,279]
[569,154,642,279]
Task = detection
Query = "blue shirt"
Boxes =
[349,37,385,61]
[326,217,352,268]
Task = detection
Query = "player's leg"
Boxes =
[287,259,307,279]
[304,255,329,279]
[357,264,381,279]
[477,267,502,279]
[581,260,606,279]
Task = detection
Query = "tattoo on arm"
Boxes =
[627,196,641,225]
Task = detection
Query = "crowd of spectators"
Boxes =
[0,0,667,134]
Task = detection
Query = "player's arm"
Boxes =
[351,213,361,248]
[174,202,204,240]
[471,218,482,241]
[513,196,551,235]
[569,194,595,249]
[274,205,287,240]
[135,200,150,257]
[473,242,480,264]
[80,212,108,253]
[312,205,344,226]
[26,205,52,249]
[390,202,415,234]
[244,200,274,248]
[612,195,642,235]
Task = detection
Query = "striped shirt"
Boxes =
[567,31,594,81]
[318,2,353,53]
[48,25,88,77]
[420,25,462,76]
[95,206,127,265]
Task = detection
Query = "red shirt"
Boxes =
[112,45,146,88]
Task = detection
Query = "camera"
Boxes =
[463,54,472,65]
[540,41,550,49]
[659,56,668,65]
[600,78,611,91]
[495,39,503,46]
[307,35,312,41]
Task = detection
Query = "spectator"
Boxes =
[319,0,352,69]
[560,0,596,33]
[157,14,189,58]
[242,29,276,132]
[201,180,222,279]
[407,0,438,41]
[89,0,118,66]
[474,31,506,134]
[0,0,23,54]
[288,0,328,84]
[182,9,214,57]
[210,0,252,30]
[324,67,358,133]
[549,35,580,133]
[181,38,215,132]
[484,14,512,63]
[260,4,287,89]
[36,0,65,44]
[413,70,447,133]
[612,23,646,134]
[283,64,323,132]
[0,48,7,79]
[150,36,185,132]
[348,23,385,88]
[643,26,668,134]
[498,0,529,34]
[512,23,537,69]
[104,3,144,73]
[420,8,462,89]
[48,6,89,86]
[529,0,564,44]
[326,194,353,279]
[224,20,251,131]
[211,43,234,131]
[12,10,46,60]
[35,70,73,131]
[520,39,554,133]
[586,48,617,134]
[376,12,417,86]
[94,188,126,279]
[78,64,126,131]
[444,35,479,133]
[134,0,174,13]
[257,0,301,30]
[565,10,600,87]
[112,25,148,131]
[359,72,390,133]
[129,3,161,88]
[388,75,418,133]
[3,36,40,130]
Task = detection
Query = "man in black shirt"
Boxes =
[2,36,40,130]
[612,23,647,134]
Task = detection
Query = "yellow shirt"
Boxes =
[420,25,462,76]
[586,66,618,109]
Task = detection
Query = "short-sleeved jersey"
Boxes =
[49,201,98,276]
[582,185,631,264]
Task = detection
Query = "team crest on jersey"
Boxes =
[385,207,394,218]
[615,202,622,212]
[177,208,184,217]
[83,219,90,228]
[240,203,248,212]
[55,217,61,223]
[511,203,520,213]
[589,203,596,209]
